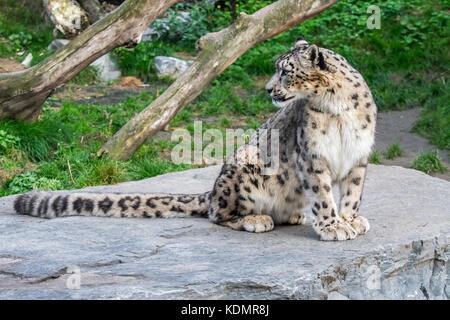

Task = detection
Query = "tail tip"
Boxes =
[14,193,28,215]
[13,191,41,215]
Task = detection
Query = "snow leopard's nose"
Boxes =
[266,74,277,94]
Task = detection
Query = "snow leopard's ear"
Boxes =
[306,44,328,71]
[293,36,308,48]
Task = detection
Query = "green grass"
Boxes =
[411,151,447,174]
[369,150,381,164]
[0,97,195,196]
[384,143,403,160]
[413,93,450,151]
[218,117,232,127]
[0,93,257,196]
[0,0,54,59]
[0,0,449,195]
[7,172,63,195]
[193,84,277,116]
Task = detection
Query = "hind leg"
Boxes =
[220,214,274,233]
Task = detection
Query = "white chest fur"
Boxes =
[309,111,374,181]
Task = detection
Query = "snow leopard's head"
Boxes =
[265,37,341,108]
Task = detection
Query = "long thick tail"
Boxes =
[14,191,211,219]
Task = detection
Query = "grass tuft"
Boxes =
[411,151,447,174]
[369,150,381,164]
[384,143,403,160]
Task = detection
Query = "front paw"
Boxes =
[315,220,357,241]
[287,213,306,225]
[346,216,370,235]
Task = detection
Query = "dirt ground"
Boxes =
[0,58,26,73]
[50,84,156,107]
[374,108,449,181]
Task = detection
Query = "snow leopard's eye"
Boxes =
[280,70,289,77]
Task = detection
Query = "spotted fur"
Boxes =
[14,37,376,241]
[14,192,210,219]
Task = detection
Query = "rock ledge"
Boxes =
[0,164,449,299]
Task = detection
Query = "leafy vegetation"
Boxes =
[413,98,450,150]
[8,172,63,195]
[0,0,449,195]
[369,150,381,165]
[411,151,447,174]
[384,143,403,160]
[0,130,20,154]
[0,0,53,58]
[0,96,194,196]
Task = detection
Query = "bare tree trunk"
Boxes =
[78,0,106,23]
[0,0,180,122]
[98,0,340,161]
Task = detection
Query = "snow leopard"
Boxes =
[14,37,377,241]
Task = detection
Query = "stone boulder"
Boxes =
[154,56,194,79]
[21,53,33,67]
[0,164,449,299]
[47,39,71,51]
[89,54,121,82]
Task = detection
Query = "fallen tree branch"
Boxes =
[98,0,340,161]
[0,0,180,122]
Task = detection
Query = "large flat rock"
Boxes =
[0,165,449,300]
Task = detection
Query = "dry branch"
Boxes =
[0,0,180,122]
[98,0,340,160]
